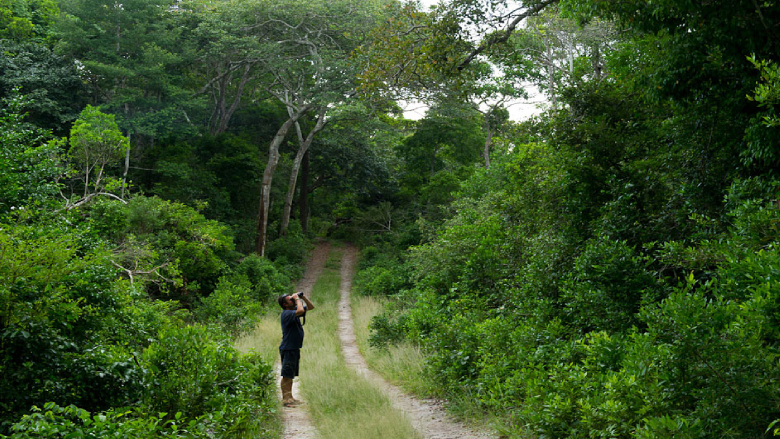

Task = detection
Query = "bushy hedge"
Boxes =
[2,403,206,438]
[86,196,238,301]
[0,219,144,427]
[194,255,292,335]
[1,196,292,437]
[141,325,276,437]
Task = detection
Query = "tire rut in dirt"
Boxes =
[336,244,497,439]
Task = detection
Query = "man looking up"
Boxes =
[277,292,315,407]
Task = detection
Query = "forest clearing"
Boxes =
[2,0,780,437]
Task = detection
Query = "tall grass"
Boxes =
[351,296,431,396]
[351,295,505,431]
[235,312,281,364]
[234,312,283,439]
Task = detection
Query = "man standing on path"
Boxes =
[278,292,315,407]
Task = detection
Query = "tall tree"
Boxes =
[0,41,88,134]
[356,0,559,94]
[191,1,264,135]
[563,0,780,199]
[279,107,328,236]
[0,0,57,40]
[503,8,617,110]
[0,92,63,213]
[196,0,390,254]
[398,98,484,196]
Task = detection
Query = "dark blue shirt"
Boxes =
[279,309,304,350]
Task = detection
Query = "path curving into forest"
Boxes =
[278,240,331,439]
[336,244,498,439]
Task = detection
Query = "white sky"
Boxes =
[401,0,546,122]
[401,87,546,122]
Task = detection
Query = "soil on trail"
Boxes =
[278,240,330,439]
[337,244,498,439]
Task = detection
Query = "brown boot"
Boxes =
[281,378,301,407]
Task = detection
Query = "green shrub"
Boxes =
[0,222,145,426]
[232,255,292,302]
[359,245,381,269]
[265,227,309,266]
[728,197,780,249]
[561,238,662,334]
[354,265,405,296]
[1,402,207,439]
[0,93,63,215]
[86,196,237,300]
[141,324,275,436]
[634,415,704,439]
[194,277,261,336]
[368,311,408,348]
[624,278,779,438]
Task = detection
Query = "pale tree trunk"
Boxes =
[255,107,310,255]
[546,40,557,110]
[280,107,327,236]
[83,154,92,198]
[122,103,130,199]
[216,63,252,134]
[483,122,493,168]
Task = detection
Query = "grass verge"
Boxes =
[351,296,430,396]
[234,314,284,439]
[351,294,507,434]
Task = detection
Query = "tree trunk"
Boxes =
[122,102,131,199]
[280,107,327,236]
[483,122,492,168]
[208,63,253,135]
[546,40,557,110]
[299,149,310,233]
[122,132,131,198]
[255,107,309,256]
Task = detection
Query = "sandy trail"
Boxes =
[278,240,497,439]
[336,244,498,439]
[278,240,330,439]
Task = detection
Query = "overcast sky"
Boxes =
[401,0,546,121]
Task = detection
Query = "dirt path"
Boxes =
[336,244,498,439]
[278,240,331,439]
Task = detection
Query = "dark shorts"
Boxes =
[280,349,300,378]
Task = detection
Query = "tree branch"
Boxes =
[111,260,176,285]
[457,0,559,71]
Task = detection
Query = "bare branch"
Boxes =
[111,260,176,285]
[63,192,127,211]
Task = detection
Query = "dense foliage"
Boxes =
[0,203,282,436]
[354,1,780,439]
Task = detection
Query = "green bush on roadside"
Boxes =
[1,403,207,439]
[194,278,261,336]
[141,324,276,436]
